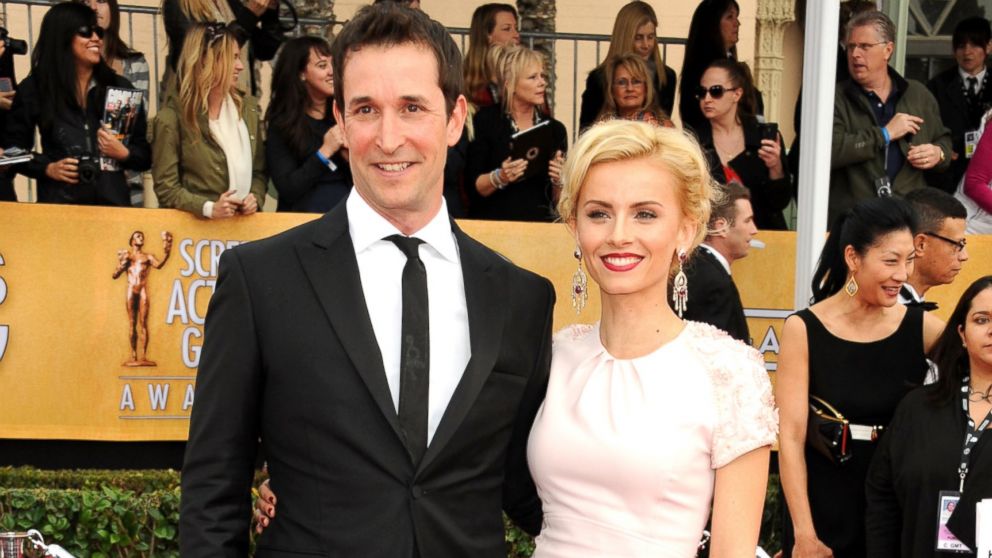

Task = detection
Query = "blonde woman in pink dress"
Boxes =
[253,120,777,556]
[528,119,778,557]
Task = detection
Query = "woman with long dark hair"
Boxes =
[266,36,351,213]
[679,0,764,132]
[578,1,676,130]
[866,275,992,556]
[695,59,790,230]
[7,1,150,206]
[777,197,944,557]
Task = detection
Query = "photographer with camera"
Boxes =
[0,22,26,201]
[6,2,151,206]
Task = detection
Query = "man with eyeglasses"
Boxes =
[900,187,969,310]
[830,11,952,225]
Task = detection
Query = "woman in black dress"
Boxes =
[866,275,992,556]
[466,45,566,222]
[578,1,676,131]
[694,59,790,230]
[265,36,351,213]
[777,197,944,558]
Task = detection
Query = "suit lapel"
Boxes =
[295,205,404,443]
[418,223,505,474]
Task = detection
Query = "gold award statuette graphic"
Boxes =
[112,230,173,367]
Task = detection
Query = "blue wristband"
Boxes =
[315,150,337,171]
[880,126,890,146]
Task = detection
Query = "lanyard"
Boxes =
[958,376,992,492]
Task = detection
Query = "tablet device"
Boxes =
[509,120,554,182]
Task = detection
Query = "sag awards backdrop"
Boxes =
[0,202,988,441]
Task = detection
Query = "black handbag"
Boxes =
[807,395,852,465]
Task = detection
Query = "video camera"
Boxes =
[0,27,27,56]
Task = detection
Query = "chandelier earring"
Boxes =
[844,275,859,297]
[571,246,588,315]
[672,248,689,318]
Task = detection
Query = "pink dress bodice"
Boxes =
[527,321,778,557]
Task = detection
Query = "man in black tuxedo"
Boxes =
[927,17,992,193]
[179,5,554,557]
[899,187,969,309]
[679,182,755,344]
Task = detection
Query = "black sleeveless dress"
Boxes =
[781,306,929,558]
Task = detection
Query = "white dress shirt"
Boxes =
[898,283,924,306]
[959,66,987,95]
[347,191,471,444]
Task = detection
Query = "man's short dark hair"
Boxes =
[952,16,992,50]
[905,187,967,234]
[707,181,751,232]
[331,2,463,118]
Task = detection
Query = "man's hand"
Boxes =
[907,143,944,170]
[884,113,923,141]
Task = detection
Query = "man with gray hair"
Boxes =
[829,11,952,224]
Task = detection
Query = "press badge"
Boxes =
[965,131,981,159]
[936,490,972,553]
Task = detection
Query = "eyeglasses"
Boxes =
[694,84,739,100]
[76,25,105,40]
[613,78,644,89]
[924,231,967,253]
[844,41,887,54]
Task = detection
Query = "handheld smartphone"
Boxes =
[757,122,779,143]
[0,78,12,93]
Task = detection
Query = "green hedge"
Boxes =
[0,467,782,556]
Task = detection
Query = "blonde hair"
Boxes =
[603,1,666,88]
[498,45,545,113]
[558,120,712,252]
[176,24,243,140]
[597,54,662,122]
[176,0,225,21]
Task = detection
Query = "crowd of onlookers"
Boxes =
[1,0,986,231]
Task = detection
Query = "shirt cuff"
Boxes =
[202,200,214,219]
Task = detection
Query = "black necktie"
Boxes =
[967,76,979,99]
[386,235,430,464]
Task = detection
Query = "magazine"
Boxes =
[0,147,33,167]
[101,87,144,171]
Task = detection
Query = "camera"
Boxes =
[76,155,100,186]
[0,27,28,56]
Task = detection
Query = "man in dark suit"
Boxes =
[679,182,756,344]
[899,187,969,309]
[927,16,992,193]
[179,5,554,557]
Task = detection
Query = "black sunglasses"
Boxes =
[76,25,105,40]
[694,84,739,100]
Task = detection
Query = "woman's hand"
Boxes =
[0,90,15,111]
[501,156,528,184]
[97,127,130,161]
[793,534,834,558]
[320,125,344,159]
[239,193,259,216]
[45,158,80,184]
[758,138,784,180]
[253,479,278,534]
[548,150,564,186]
[212,190,243,220]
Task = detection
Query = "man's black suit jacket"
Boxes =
[179,202,555,557]
[679,247,750,344]
[927,67,992,192]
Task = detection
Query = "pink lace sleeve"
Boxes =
[964,131,992,213]
[692,324,779,469]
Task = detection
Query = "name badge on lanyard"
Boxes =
[965,130,981,159]
[936,490,971,553]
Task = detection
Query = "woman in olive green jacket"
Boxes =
[153,22,266,218]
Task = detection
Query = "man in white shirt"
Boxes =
[678,181,756,343]
[900,187,970,309]
[179,5,555,557]
[927,16,992,192]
